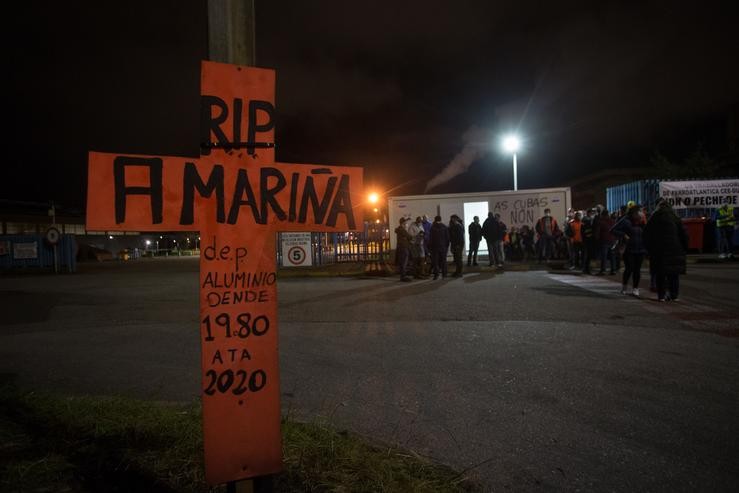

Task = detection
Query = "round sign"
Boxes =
[286,246,307,265]
[45,226,61,245]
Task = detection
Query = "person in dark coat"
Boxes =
[422,214,433,264]
[611,205,647,296]
[481,212,495,266]
[467,216,482,266]
[429,215,450,279]
[449,214,465,277]
[490,213,507,267]
[394,217,413,282]
[536,208,560,262]
[597,209,616,275]
[643,199,688,301]
[580,209,596,274]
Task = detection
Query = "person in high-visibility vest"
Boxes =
[716,203,736,259]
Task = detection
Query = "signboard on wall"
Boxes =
[13,242,38,259]
[281,232,313,267]
[659,180,739,209]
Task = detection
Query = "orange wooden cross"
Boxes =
[87,61,363,485]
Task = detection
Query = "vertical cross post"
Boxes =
[87,60,363,486]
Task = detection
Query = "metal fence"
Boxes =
[276,222,390,267]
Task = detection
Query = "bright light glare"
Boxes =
[368,192,379,204]
[502,135,520,153]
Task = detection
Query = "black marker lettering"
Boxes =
[113,156,163,224]
[180,163,225,224]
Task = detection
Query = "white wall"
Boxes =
[388,188,571,249]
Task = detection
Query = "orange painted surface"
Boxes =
[85,60,362,485]
[198,156,284,483]
[86,152,363,233]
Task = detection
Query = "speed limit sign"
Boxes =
[287,246,306,265]
[281,233,313,267]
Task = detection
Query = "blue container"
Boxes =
[606,179,661,214]
[0,234,77,272]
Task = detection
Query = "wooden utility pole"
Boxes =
[208,3,260,492]
[208,0,256,66]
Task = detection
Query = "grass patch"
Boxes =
[0,382,478,492]
[280,418,473,492]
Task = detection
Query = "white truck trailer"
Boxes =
[387,187,572,252]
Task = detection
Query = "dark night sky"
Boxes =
[6,0,739,208]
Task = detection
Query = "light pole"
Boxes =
[502,135,521,191]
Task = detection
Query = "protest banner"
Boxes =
[659,180,739,209]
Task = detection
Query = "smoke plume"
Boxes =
[424,126,488,193]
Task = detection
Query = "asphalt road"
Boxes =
[1,257,737,491]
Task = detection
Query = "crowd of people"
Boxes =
[394,214,465,281]
[394,198,713,303]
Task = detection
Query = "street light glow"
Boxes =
[501,134,522,191]
[502,135,520,153]
[368,192,379,204]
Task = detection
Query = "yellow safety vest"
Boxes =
[717,206,735,228]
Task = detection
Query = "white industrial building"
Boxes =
[388,187,572,253]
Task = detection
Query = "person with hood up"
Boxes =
[643,199,689,302]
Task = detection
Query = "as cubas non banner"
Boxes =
[659,180,739,209]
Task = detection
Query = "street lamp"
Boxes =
[502,135,521,191]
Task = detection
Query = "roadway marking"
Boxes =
[548,274,639,302]
[548,273,738,337]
